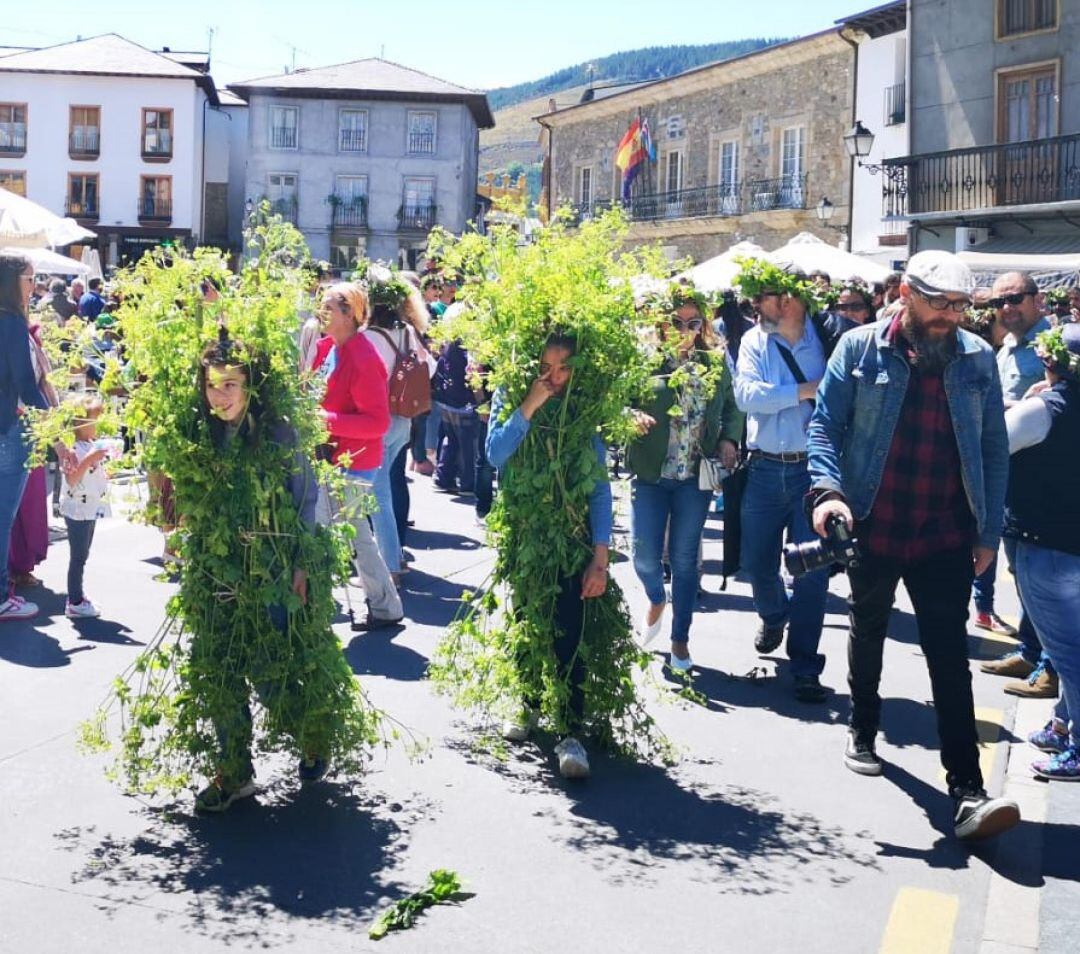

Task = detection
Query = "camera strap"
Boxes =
[774,341,809,386]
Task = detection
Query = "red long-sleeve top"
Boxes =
[315,333,390,471]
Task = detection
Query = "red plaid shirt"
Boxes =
[858,314,974,562]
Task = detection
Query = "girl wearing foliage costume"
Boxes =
[627,282,744,673]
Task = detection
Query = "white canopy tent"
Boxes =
[0,186,96,248]
[681,241,767,292]
[2,246,91,277]
[768,232,891,284]
[959,249,1080,290]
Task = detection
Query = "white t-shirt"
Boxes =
[60,439,112,520]
[363,324,436,378]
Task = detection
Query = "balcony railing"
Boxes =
[0,124,27,155]
[66,200,99,220]
[882,132,1080,217]
[397,203,437,230]
[269,197,298,223]
[69,129,100,157]
[407,131,435,154]
[884,81,906,127]
[745,175,807,211]
[332,200,368,228]
[339,128,366,152]
[270,126,297,149]
[142,130,172,159]
[138,197,172,222]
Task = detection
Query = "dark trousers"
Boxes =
[1002,536,1052,671]
[390,442,409,546]
[474,419,494,517]
[410,412,429,464]
[65,517,96,604]
[848,546,982,795]
[434,406,477,492]
[521,572,586,733]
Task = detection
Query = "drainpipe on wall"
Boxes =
[839,26,861,253]
[905,0,915,256]
[537,114,554,223]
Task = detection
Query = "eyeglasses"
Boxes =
[914,290,970,313]
[987,292,1033,309]
[836,302,869,313]
[672,318,703,332]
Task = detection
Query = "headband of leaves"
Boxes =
[732,257,815,305]
[353,260,412,311]
[1035,326,1080,381]
[1044,288,1070,308]
[642,280,709,318]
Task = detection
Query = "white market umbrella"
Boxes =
[2,246,92,276]
[0,186,96,247]
[81,246,103,281]
[682,240,767,292]
[768,232,890,284]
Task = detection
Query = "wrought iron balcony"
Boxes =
[270,126,297,149]
[397,203,437,230]
[69,129,100,157]
[138,197,172,222]
[0,124,27,155]
[407,131,435,154]
[66,199,98,220]
[882,132,1080,217]
[269,197,298,223]
[884,81,906,127]
[627,183,742,221]
[339,128,366,152]
[744,175,807,212]
[332,199,368,228]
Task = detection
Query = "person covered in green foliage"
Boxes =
[485,332,612,779]
[627,282,744,672]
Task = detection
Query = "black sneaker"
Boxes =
[298,756,328,783]
[843,730,883,776]
[793,674,829,703]
[755,622,785,654]
[952,787,1020,840]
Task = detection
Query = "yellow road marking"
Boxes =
[938,706,1005,785]
[879,888,959,954]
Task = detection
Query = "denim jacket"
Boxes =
[807,318,1009,550]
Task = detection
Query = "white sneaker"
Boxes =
[669,652,693,674]
[65,599,101,619]
[0,596,38,621]
[501,708,538,742]
[640,602,666,646]
[554,736,590,779]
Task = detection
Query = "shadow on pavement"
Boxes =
[405,527,482,553]
[70,617,144,645]
[398,568,474,629]
[56,784,411,944]
[879,696,1020,750]
[345,631,428,682]
[0,586,97,667]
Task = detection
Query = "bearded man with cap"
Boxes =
[805,250,1018,841]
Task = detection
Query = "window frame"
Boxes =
[138,174,172,219]
[995,0,1059,40]
[780,125,806,180]
[269,105,300,151]
[67,172,100,218]
[660,147,684,194]
[338,107,368,153]
[406,110,438,155]
[0,102,28,156]
[69,105,101,158]
[141,107,174,161]
[995,59,1061,143]
[578,165,594,210]
[0,169,26,195]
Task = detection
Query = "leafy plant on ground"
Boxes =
[368,869,466,940]
[79,218,393,793]
[427,207,675,760]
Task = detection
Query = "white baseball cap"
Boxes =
[904,250,975,297]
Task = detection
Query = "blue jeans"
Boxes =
[474,418,494,517]
[65,517,96,604]
[434,404,477,492]
[972,554,996,614]
[0,421,31,599]
[740,456,827,678]
[410,412,430,464]
[1002,536,1052,671]
[390,442,409,545]
[370,415,411,573]
[1016,542,1080,747]
[631,477,712,643]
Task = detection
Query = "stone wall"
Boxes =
[544,34,854,263]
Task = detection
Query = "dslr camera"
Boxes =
[783,513,859,579]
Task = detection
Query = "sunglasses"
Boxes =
[914,290,970,313]
[672,318,703,332]
[836,302,869,312]
[988,292,1033,309]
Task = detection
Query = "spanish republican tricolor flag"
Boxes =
[615,118,653,200]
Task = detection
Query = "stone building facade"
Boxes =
[537,31,854,263]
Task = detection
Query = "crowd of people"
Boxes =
[2,239,1079,846]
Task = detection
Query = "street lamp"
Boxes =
[816,196,845,233]
[843,120,876,162]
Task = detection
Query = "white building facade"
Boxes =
[0,34,236,266]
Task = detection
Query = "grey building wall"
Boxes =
[910,0,1080,153]
[243,93,479,263]
[224,104,249,251]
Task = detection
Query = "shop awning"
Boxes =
[959,236,1080,288]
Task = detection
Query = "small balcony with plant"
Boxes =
[328,193,368,229]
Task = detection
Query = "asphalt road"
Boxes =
[1,471,1076,953]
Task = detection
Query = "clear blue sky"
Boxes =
[1,0,867,91]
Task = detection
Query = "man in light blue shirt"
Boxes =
[734,277,839,703]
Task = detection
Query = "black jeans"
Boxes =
[848,546,982,795]
[474,418,494,517]
[390,442,409,546]
[65,517,96,604]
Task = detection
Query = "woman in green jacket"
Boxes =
[627,284,745,671]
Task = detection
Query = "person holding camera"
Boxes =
[806,250,1018,841]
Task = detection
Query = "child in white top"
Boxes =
[60,394,111,618]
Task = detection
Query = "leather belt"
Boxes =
[750,449,808,463]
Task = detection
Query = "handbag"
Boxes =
[698,456,729,493]
[370,326,432,418]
